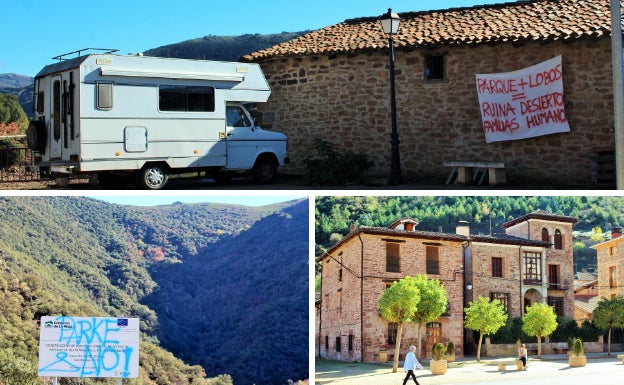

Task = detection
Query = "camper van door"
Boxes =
[224,103,256,169]
[50,76,63,159]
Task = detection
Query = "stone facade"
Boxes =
[254,33,614,186]
[318,210,577,362]
[592,229,624,299]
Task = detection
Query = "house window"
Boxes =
[325,335,328,350]
[388,322,398,345]
[547,296,564,316]
[541,228,549,242]
[490,292,509,312]
[548,265,560,289]
[492,257,503,278]
[338,257,343,281]
[425,55,445,80]
[348,334,354,351]
[335,336,341,352]
[159,85,215,112]
[523,252,542,284]
[426,245,440,275]
[610,266,617,288]
[386,242,400,273]
[554,229,563,250]
[610,246,615,256]
[36,91,44,114]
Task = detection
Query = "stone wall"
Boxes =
[256,37,614,186]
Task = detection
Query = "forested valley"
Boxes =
[0,197,308,385]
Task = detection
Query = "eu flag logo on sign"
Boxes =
[117,318,129,326]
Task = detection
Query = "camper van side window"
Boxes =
[96,82,114,110]
[159,85,215,112]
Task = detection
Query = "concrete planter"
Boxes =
[430,359,447,375]
[569,355,586,367]
[443,353,455,362]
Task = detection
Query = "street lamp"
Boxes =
[380,8,402,185]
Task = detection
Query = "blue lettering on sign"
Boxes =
[39,316,136,378]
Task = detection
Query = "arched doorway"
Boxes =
[523,288,543,312]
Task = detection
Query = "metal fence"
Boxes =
[0,145,42,183]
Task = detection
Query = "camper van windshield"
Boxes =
[159,85,215,112]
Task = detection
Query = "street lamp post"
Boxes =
[381,8,402,185]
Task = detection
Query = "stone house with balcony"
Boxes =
[244,0,619,187]
[317,210,577,362]
[592,227,624,299]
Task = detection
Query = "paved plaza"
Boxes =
[315,353,624,385]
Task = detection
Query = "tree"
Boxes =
[522,303,558,358]
[592,296,624,355]
[410,274,448,359]
[464,296,508,362]
[378,276,421,373]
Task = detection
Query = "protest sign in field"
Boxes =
[38,316,139,378]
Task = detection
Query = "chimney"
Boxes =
[456,220,470,236]
[612,227,622,239]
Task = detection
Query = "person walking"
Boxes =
[403,345,424,385]
[518,343,528,370]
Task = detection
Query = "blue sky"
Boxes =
[3,0,505,77]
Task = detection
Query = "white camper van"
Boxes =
[27,49,289,189]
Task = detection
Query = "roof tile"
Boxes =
[244,0,616,61]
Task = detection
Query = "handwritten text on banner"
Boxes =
[476,55,570,143]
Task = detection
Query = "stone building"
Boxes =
[592,227,624,299]
[317,210,576,362]
[244,0,618,187]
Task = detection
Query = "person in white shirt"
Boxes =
[403,345,424,385]
[518,343,528,370]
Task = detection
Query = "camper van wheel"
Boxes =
[252,155,278,184]
[138,164,169,190]
[27,120,46,152]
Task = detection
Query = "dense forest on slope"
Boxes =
[315,196,624,273]
[144,32,307,62]
[0,197,308,385]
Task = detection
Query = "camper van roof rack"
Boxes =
[52,48,119,62]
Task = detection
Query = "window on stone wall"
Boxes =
[490,292,509,312]
[554,229,563,249]
[541,228,549,242]
[388,322,398,345]
[425,55,445,80]
[548,264,560,289]
[325,335,328,351]
[492,257,503,278]
[547,296,564,316]
[335,336,341,352]
[523,251,542,284]
[610,266,617,288]
[349,334,354,351]
[426,245,440,274]
[386,242,400,273]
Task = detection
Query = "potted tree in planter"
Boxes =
[430,343,447,375]
[566,337,574,357]
[444,342,455,362]
[569,337,587,367]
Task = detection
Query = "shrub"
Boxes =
[578,320,604,342]
[446,341,455,355]
[432,343,446,360]
[304,138,374,186]
[573,337,584,357]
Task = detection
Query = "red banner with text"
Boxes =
[476,55,570,143]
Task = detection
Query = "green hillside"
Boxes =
[315,196,624,273]
[0,197,308,385]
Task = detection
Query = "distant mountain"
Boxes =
[0,73,33,117]
[0,73,32,89]
[0,197,308,385]
[144,32,308,62]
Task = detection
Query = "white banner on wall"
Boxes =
[38,316,140,378]
[476,55,570,143]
